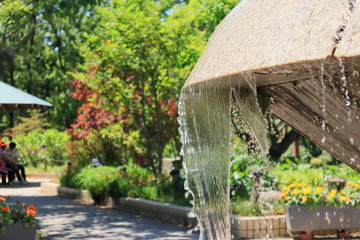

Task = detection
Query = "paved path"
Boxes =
[0,178,199,240]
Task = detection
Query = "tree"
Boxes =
[70,0,239,174]
[0,0,105,129]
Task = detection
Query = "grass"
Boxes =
[25,164,64,174]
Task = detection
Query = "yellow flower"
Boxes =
[287,183,296,189]
[340,196,350,202]
[303,186,312,195]
[341,190,346,195]
[293,189,301,195]
[326,195,333,201]
[330,189,337,196]
[316,187,324,194]
[302,196,308,202]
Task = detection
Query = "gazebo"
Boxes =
[0,81,52,109]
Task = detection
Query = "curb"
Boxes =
[41,182,196,227]
[40,182,288,238]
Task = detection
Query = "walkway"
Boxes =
[0,177,199,240]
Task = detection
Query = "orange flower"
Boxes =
[0,196,6,201]
[279,191,288,200]
[27,205,36,211]
[1,207,10,212]
[22,203,27,208]
[340,196,350,202]
[7,196,12,199]
[26,209,36,217]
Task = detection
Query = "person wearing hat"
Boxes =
[4,142,28,184]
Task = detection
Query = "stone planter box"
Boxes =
[0,223,38,240]
[286,205,360,235]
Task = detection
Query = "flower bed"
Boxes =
[0,196,37,238]
[279,182,360,208]
[280,182,360,237]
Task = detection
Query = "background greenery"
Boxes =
[1,0,359,216]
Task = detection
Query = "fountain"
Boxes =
[178,0,360,239]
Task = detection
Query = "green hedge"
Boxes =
[60,164,189,205]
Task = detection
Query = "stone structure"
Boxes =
[182,0,360,171]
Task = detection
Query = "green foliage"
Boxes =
[230,141,276,199]
[309,157,325,167]
[68,0,240,174]
[0,0,104,128]
[6,110,49,136]
[301,137,323,159]
[69,166,119,200]
[273,163,326,187]
[230,198,284,216]
[273,161,360,189]
[60,163,188,204]
[13,129,70,166]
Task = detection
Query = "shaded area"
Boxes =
[0,181,199,240]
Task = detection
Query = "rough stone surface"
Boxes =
[335,3,360,58]
[183,0,353,89]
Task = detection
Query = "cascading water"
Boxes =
[178,77,269,239]
[178,80,232,240]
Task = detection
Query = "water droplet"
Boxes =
[187,211,196,218]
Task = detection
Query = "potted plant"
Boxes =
[0,196,38,240]
[279,182,360,236]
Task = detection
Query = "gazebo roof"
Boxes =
[0,81,52,109]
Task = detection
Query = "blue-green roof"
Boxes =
[0,81,53,109]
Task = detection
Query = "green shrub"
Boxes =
[273,163,360,189]
[230,143,276,199]
[70,166,119,200]
[60,163,188,204]
[310,157,325,166]
[13,129,70,167]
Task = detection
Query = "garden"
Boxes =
[3,113,359,219]
[1,0,360,239]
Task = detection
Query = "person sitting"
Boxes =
[0,143,14,184]
[4,142,28,184]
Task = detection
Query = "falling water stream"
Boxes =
[178,76,269,239]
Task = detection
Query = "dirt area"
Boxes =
[26,172,59,182]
